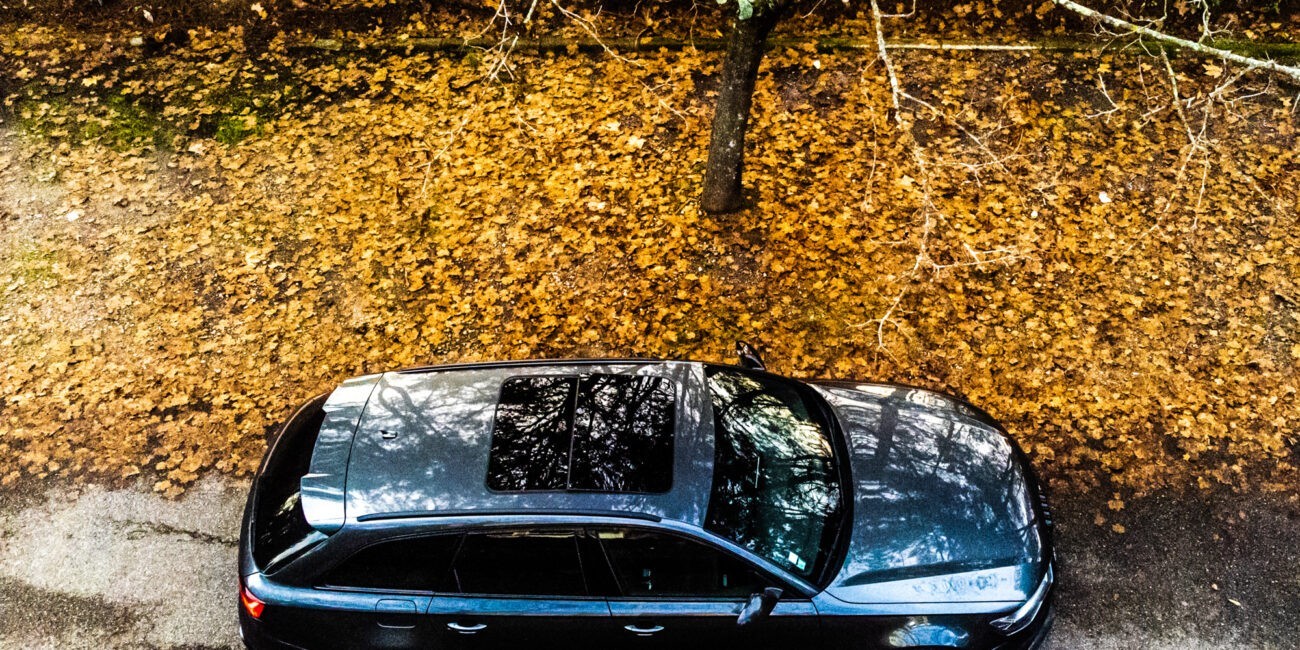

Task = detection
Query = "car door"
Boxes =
[591,526,821,649]
[261,589,433,650]
[278,533,461,649]
[423,527,614,650]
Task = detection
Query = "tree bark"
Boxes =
[700,10,780,215]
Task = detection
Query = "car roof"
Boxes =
[301,360,716,533]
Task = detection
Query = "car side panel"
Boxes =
[605,599,820,649]
[242,575,432,650]
[423,595,614,649]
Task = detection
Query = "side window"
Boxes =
[595,528,771,598]
[323,535,461,592]
[451,530,588,597]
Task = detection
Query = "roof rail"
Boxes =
[395,358,663,375]
[356,509,664,523]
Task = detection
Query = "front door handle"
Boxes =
[624,624,665,636]
[447,622,487,634]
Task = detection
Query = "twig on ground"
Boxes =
[1085,72,1122,119]
[1116,51,1217,257]
[547,0,632,64]
[900,92,1013,176]
[857,0,1031,356]
[1161,49,1198,148]
[418,109,477,198]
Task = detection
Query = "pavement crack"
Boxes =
[115,520,238,547]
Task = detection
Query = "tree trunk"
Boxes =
[700,10,779,214]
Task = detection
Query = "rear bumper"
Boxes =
[240,613,308,650]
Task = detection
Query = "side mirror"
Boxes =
[737,587,782,626]
[736,341,766,371]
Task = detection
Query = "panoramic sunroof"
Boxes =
[487,374,675,494]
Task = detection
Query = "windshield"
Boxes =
[703,367,844,581]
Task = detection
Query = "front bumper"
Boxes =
[997,592,1056,650]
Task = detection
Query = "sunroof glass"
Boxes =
[486,375,576,491]
[487,374,675,493]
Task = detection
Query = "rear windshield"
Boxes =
[253,397,328,571]
[487,374,675,493]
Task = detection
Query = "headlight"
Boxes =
[991,564,1053,635]
[887,619,970,647]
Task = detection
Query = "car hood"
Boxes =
[812,382,1045,605]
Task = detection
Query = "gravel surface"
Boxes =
[0,478,245,649]
[0,477,1296,649]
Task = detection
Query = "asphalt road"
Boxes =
[0,477,1296,649]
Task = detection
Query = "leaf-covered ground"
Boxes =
[1,11,1298,498]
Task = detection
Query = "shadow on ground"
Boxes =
[1044,488,1300,649]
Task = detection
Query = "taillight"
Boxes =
[240,581,265,620]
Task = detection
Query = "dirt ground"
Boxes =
[3,22,1299,496]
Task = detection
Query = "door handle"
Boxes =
[375,599,417,629]
[624,624,665,636]
[447,622,487,634]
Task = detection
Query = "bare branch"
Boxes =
[856,2,1032,355]
[1052,0,1300,83]
[869,0,903,123]
[1161,49,1199,153]
[1085,72,1121,119]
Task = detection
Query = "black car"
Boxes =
[239,347,1054,649]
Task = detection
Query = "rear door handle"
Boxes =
[375,599,417,629]
[624,624,665,636]
[447,622,487,634]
